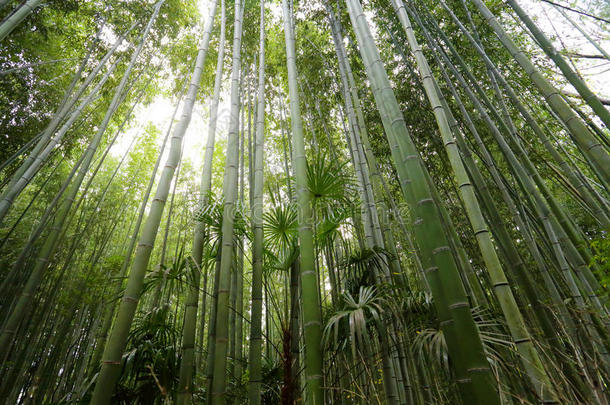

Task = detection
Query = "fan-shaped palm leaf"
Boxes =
[194,196,248,245]
[323,286,385,361]
[412,306,514,376]
[315,204,353,247]
[307,153,354,206]
[341,247,392,292]
[263,243,299,275]
[143,253,188,300]
[263,204,298,251]
[111,305,180,404]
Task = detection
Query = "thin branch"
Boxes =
[564,52,609,60]
[0,58,79,75]
[539,0,610,24]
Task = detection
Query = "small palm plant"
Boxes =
[323,286,389,401]
[324,286,384,363]
[110,305,180,404]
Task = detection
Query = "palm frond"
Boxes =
[263,204,298,251]
[307,153,354,205]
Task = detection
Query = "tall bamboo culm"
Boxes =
[282,0,324,403]
[89,1,216,401]
[248,0,265,403]
[391,0,557,401]
[0,0,43,41]
[344,0,500,403]
[209,0,243,401]
[176,2,219,402]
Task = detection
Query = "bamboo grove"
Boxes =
[0,0,608,403]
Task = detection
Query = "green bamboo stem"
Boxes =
[282,0,324,403]
[469,0,610,190]
[89,1,217,401]
[344,0,499,402]
[554,6,610,61]
[248,1,265,403]
[175,3,219,403]
[194,0,226,371]
[0,0,43,41]
[209,0,243,400]
[506,0,610,130]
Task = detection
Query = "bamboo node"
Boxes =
[467,367,490,373]
[448,301,469,310]
[417,198,433,206]
[432,246,450,254]
[492,281,509,288]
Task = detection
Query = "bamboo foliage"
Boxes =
[0,1,165,363]
[0,0,608,403]
[0,25,134,225]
